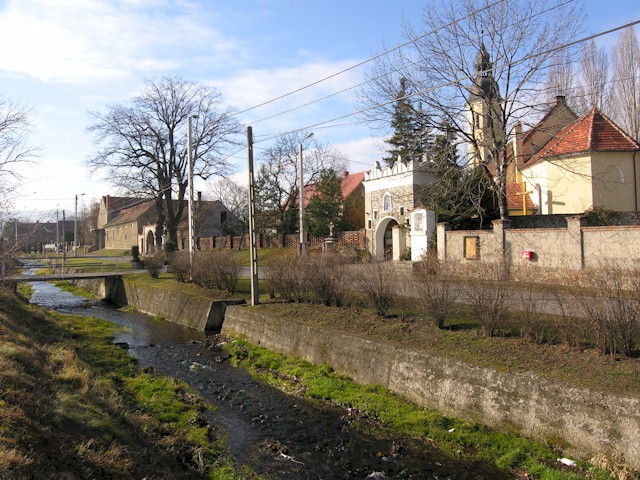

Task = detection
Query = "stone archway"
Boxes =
[373,217,399,260]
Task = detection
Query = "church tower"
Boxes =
[467,42,503,167]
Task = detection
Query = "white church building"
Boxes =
[363,158,437,261]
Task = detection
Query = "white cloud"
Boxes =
[0,0,240,83]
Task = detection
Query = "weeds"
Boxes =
[464,261,510,337]
[413,252,458,328]
[352,260,397,317]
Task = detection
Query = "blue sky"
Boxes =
[1,0,639,220]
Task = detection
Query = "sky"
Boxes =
[1,0,639,221]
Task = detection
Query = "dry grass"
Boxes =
[0,285,246,479]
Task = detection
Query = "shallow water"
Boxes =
[28,279,508,479]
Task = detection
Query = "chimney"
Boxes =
[555,94,566,105]
[343,171,349,177]
[197,191,202,206]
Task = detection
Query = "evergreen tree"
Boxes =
[420,124,498,228]
[305,169,343,237]
[383,78,433,166]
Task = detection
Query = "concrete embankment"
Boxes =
[75,277,244,331]
[222,305,640,469]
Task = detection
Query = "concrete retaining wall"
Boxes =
[76,277,243,330]
[222,305,640,468]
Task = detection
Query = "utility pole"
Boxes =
[187,114,198,272]
[62,210,66,261]
[298,132,313,256]
[74,194,84,257]
[56,209,59,252]
[247,126,259,305]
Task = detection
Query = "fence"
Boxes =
[201,230,366,251]
[437,216,640,270]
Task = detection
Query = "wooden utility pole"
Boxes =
[247,126,259,305]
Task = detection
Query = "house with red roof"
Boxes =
[512,99,640,215]
[299,171,366,231]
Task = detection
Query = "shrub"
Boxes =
[304,253,346,307]
[131,245,140,262]
[142,255,164,279]
[192,250,243,294]
[264,251,306,302]
[510,266,551,343]
[353,259,397,317]
[169,251,191,283]
[413,252,458,329]
[163,241,178,254]
[564,263,640,357]
[464,260,509,337]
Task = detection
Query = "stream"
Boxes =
[28,279,508,479]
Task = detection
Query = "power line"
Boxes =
[253,19,640,146]
[232,0,508,117]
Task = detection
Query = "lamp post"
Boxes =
[187,114,199,271]
[298,132,313,256]
[74,193,85,257]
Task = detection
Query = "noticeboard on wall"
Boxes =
[463,236,479,260]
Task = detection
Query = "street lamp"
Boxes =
[298,132,314,256]
[74,193,85,257]
[187,114,199,271]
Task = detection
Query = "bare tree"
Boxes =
[359,0,584,220]
[87,76,242,246]
[575,39,611,114]
[0,97,38,210]
[611,26,640,141]
[544,48,575,103]
[255,131,347,233]
[206,177,249,237]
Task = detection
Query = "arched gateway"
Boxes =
[363,158,436,261]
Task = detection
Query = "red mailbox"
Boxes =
[521,250,534,261]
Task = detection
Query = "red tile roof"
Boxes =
[527,108,640,166]
[298,171,365,208]
[506,182,537,213]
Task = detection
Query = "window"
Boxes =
[382,193,392,212]
[221,211,227,223]
[373,210,378,220]
[367,219,372,229]
[413,213,423,231]
[475,112,481,129]
[399,206,405,216]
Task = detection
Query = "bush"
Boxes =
[169,251,191,283]
[464,260,509,337]
[192,250,243,294]
[131,245,140,262]
[264,251,306,302]
[413,252,458,329]
[353,260,397,317]
[564,263,640,356]
[163,241,178,254]
[142,255,164,279]
[304,253,347,307]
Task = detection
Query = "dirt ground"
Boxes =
[254,302,640,397]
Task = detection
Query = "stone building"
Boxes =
[363,158,436,260]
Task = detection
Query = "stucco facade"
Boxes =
[522,151,640,214]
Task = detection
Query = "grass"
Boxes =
[227,338,616,480]
[0,285,255,479]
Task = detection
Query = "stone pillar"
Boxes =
[392,225,406,261]
[436,223,451,263]
[566,216,586,270]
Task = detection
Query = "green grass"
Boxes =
[0,286,254,479]
[226,339,615,480]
